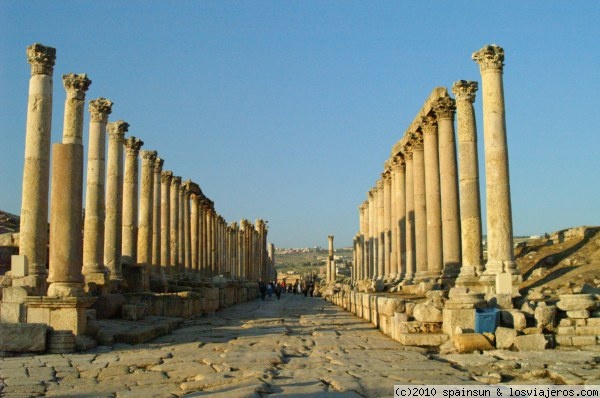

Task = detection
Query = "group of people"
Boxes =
[258,279,316,301]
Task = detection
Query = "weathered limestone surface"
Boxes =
[122,136,143,266]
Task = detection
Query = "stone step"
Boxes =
[397,332,449,347]
[96,316,183,346]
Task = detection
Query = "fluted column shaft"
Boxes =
[152,157,163,275]
[47,73,91,298]
[104,121,128,283]
[20,43,56,286]
[453,80,484,281]
[473,45,516,275]
[83,98,112,287]
[122,136,143,266]
[422,117,443,280]
[434,97,462,277]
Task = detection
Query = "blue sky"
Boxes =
[1,2,598,249]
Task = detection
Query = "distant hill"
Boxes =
[0,210,19,234]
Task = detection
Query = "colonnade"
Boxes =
[353,45,518,292]
[16,43,273,298]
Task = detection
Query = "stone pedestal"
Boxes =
[25,296,96,336]
[19,43,56,294]
[442,287,486,336]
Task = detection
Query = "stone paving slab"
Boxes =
[1,294,599,397]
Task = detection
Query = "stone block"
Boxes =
[534,304,556,332]
[500,309,527,331]
[566,310,590,319]
[557,294,597,311]
[0,322,47,352]
[397,333,448,347]
[122,304,139,321]
[453,333,494,353]
[413,303,443,322]
[571,335,597,346]
[514,334,547,351]
[587,318,600,326]
[575,325,600,335]
[555,335,573,346]
[495,326,517,349]
[92,294,127,319]
[10,255,28,277]
[489,293,513,309]
[557,326,576,335]
[443,308,475,336]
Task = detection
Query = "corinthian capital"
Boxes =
[420,115,437,136]
[63,73,92,100]
[452,80,478,103]
[89,98,113,123]
[124,136,143,156]
[410,131,424,150]
[472,44,504,72]
[107,120,129,142]
[140,150,157,165]
[392,155,405,171]
[154,157,164,173]
[161,170,173,183]
[26,43,56,76]
[433,97,456,119]
[171,176,181,186]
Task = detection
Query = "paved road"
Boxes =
[0,293,477,397]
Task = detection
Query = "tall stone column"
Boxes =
[182,181,192,273]
[160,171,172,275]
[328,235,334,282]
[104,121,128,285]
[178,184,186,274]
[47,73,91,298]
[452,80,484,285]
[421,116,443,280]
[412,133,429,281]
[383,170,392,279]
[376,180,385,279]
[191,193,200,273]
[122,136,143,266]
[169,176,181,275]
[434,97,462,278]
[367,190,376,279]
[403,147,415,282]
[389,163,398,279]
[83,98,113,290]
[358,203,367,280]
[137,149,156,291]
[152,157,163,276]
[472,45,517,276]
[393,156,406,279]
[200,201,208,276]
[19,43,56,291]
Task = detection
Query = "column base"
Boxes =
[83,271,109,295]
[47,282,84,298]
[25,296,96,336]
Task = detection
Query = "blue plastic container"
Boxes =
[474,308,500,333]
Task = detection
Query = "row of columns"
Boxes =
[353,44,518,291]
[17,43,273,297]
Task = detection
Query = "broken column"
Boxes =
[19,43,56,292]
[82,98,113,291]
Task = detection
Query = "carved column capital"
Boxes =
[89,98,113,123]
[124,136,144,156]
[472,44,504,72]
[392,155,405,171]
[171,176,182,186]
[452,80,478,103]
[63,73,92,100]
[107,120,129,142]
[376,179,384,190]
[433,97,456,119]
[153,157,164,172]
[161,170,173,183]
[26,43,56,76]
[411,132,424,151]
[420,115,437,135]
[140,150,157,165]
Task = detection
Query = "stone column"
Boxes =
[199,201,208,276]
[122,136,143,266]
[328,235,334,282]
[191,193,200,273]
[389,163,398,280]
[393,156,406,279]
[452,80,484,285]
[47,73,91,298]
[82,98,113,290]
[19,43,56,291]
[421,116,443,281]
[404,147,415,282]
[160,171,172,276]
[383,170,392,279]
[169,176,181,275]
[178,184,186,274]
[137,149,156,290]
[152,157,163,276]
[367,190,376,279]
[182,182,192,273]
[104,121,128,285]
[376,180,385,279]
[434,96,462,279]
[472,45,517,275]
[412,133,429,281]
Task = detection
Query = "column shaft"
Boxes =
[122,136,143,266]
